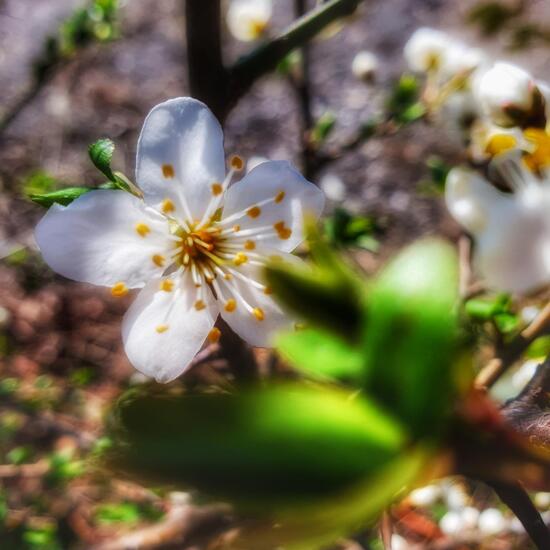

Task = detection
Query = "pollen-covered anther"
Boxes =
[152,254,165,267]
[223,273,233,280]
[233,225,241,232]
[230,155,244,171]
[162,164,175,179]
[233,252,248,266]
[485,134,517,157]
[111,282,129,297]
[156,324,169,333]
[274,221,292,240]
[263,286,273,295]
[274,190,285,204]
[160,279,174,292]
[244,240,256,250]
[211,182,223,196]
[252,307,265,321]
[194,299,206,311]
[161,198,175,214]
[225,299,237,312]
[208,327,221,343]
[135,222,151,237]
[247,206,261,218]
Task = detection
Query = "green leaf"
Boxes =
[324,208,379,250]
[525,335,550,359]
[276,328,365,382]
[88,138,116,181]
[108,384,407,505]
[310,111,337,145]
[361,239,462,437]
[29,186,92,207]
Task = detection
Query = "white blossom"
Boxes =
[351,50,378,81]
[226,0,272,42]
[475,62,539,127]
[445,162,550,293]
[478,508,507,536]
[404,28,450,73]
[35,98,324,382]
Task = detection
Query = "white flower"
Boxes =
[351,50,378,81]
[475,62,539,127]
[35,98,324,382]
[404,28,450,73]
[445,163,550,293]
[226,0,272,42]
[478,508,507,536]
[443,43,486,78]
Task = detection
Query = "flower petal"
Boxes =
[221,161,324,252]
[219,249,302,347]
[445,167,510,235]
[136,98,226,220]
[122,274,218,382]
[35,190,172,288]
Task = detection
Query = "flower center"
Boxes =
[174,223,221,268]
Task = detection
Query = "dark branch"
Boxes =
[184,0,227,119]
[226,0,363,114]
[489,480,549,550]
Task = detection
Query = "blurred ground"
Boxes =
[1,0,550,548]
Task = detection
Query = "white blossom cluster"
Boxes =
[404,28,550,295]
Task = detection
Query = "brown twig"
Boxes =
[475,301,550,389]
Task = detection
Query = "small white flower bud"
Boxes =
[351,50,379,81]
[404,28,450,72]
[476,62,538,127]
[478,508,507,536]
[408,484,442,507]
[226,0,272,42]
[440,511,463,535]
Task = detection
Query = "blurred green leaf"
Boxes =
[22,522,61,550]
[525,335,550,359]
[276,328,364,382]
[467,2,522,36]
[387,74,425,125]
[361,239,461,437]
[21,170,57,197]
[465,293,519,334]
[47,452,85,485]
[310,111,337,146]
[276,49,302,75]
[95,502,163,525]
[265,253,364,341]
[109,384,407,505]
[29,186,92,208]
[6,446,32,466]
[324,208,379,251]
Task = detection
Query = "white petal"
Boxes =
[445,168,510,235]
[122,275,218,382]
[35,190,172,288]
[403,28,450,72]
[136,98,226,220]
[221,161,324,252]
[219,249,302,347]
[226,0,272,42]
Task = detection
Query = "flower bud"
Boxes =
[351,50,379,82]
[475,62,546,128]
[404,28,449,72]
[226,0,272,42]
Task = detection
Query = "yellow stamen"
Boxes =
[230,155,244,171]
[263,286,273,295]
[160,279,174,292]
[152,254,165,267]
[161,198,175,214]
[211,182,223,196]
[135,222,150,237]
[208,327,221,343]
[224,273,233,280]
[274,220,292,240]
[162,164,175,179]
[252,307,265,321]
[156,324,169,333]
[194,300,206,311]
[111,282,129,297]
[233,224,241,232]
[275,190,285,204]
[247,206,261,219]
[233,252,248,266]
[244,240,256,250]
[225,299,237,312]
[523,128,550,172]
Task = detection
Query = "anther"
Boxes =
[194,300,206,311]
[111,282,129,297]
[244,240,256,250]
[233,252,248,266]
[230,155,244,171]
[247,206,261,219]
[252,307,265,321]
[161,198,175,213]
[208,327,221,343]
[135,222,150,238]
[152,254,165,267]
[275,190,285,203]
[162,164,175,179]
[211,182,223,196]
[156,324,169,333]
[225,299,237,312]
[160,280,174,292]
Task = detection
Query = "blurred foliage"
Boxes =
[94,501,164,525]
[324,208,380,252]
[525,335,550,359]
[418,156,452,195]
[33,0,119,81]
[310,111,337,147]
[465,293,520,335]
[387,75,426,124]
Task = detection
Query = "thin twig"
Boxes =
[475,301,550,389]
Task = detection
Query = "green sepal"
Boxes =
[88,138,117,182]
[29,182,118,207]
